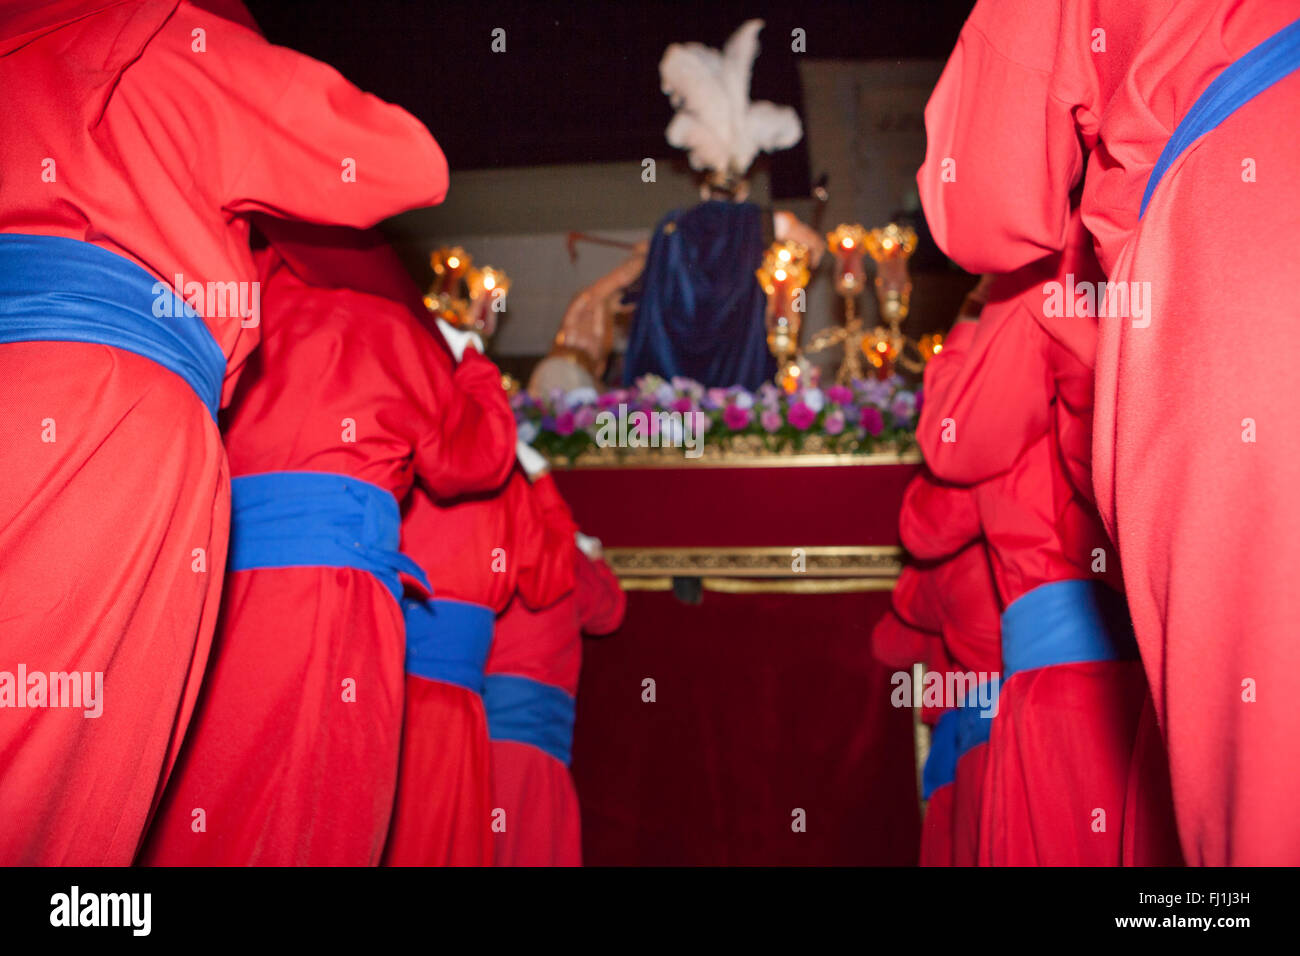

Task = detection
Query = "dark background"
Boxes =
[245,0,976,197]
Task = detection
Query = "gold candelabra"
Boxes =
[805,222,932,379]
[755,240,813,392]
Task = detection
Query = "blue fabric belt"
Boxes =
[0,233,226,419]
[1001,579,1137,682]
[228,471,429,603]
[954,676,1000,757]
[921,709,959,801]
[403,598,495,694]
[1140,17,1300,218]
[483,674,576,767]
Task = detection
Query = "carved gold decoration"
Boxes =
[616,576,900,594]
[552,441,922,469]
[603,545,904,579]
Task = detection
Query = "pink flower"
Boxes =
[787,401,816,431]
[554,411,576,436]
[827,385,854,406]
[859,406,884,436]
[723,404,752,430]
[824,408,846,435]
[670,397,693,414]
[574,406,598,431]
[760,408,783,433]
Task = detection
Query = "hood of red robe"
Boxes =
[0,0,180,124]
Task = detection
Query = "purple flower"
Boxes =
[860,406,884,436]
[554,411,576,436]
[824,408,846,435]
[574,406,598,431]
[760,408,783,433]
[788,401,816,430]
[891,391,917,426]
[703,387,728,410]
[723,404,752,430]
[858,379,892,407]
[915,387,925,417]
[827,385,854,406]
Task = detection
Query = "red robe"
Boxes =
[488,517,624,867]
[920,0,1293,865]
[915,230,1175,864]
[384,468,575,866]
[0,0,445,864]
[894,469,1002,867]
[140,230,514,865]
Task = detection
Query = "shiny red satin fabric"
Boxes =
[0,0,448,404]
[143,234,513,864]
[0,0,447,864]
[141,566,405,865]
[0,345,227,865]
[384,677,493,867]
[386,471,576,866]
[920,0,1300,865]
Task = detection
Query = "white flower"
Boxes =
[802,387,825,413]
[517,420,539,444]
[563,387,599,410]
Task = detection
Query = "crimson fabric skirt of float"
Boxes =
[0,342,228,865]
[140,565,405,866]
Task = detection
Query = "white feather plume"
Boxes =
[660,19,802,177]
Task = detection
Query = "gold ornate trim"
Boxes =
[605,545,904,579]
[553,446,923,470]
[617,575,898,594]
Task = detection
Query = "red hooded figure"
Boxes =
[486,479,626,867]
[914,217,1179,865]
[384,440,576,866]
[0,0,447,864]
[891,470,1002,867]
[139,223,515,865]
[918,0,1297,865]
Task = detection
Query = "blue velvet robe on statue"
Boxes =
[623,200,774,390]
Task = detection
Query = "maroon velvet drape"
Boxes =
[555,461,922,865]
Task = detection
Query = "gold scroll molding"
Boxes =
[618,576,897,594]
[554,446,923,470]
[605,545,904,579]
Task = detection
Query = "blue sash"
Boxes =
[403,598,495,694]
[1140,17,1300,218]
[483,674,576,766]
[228,471,429,603]
[954,675,1001,757]
[921,709,959,801]
[1001,579,1137,682]
[0,233,226,419]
